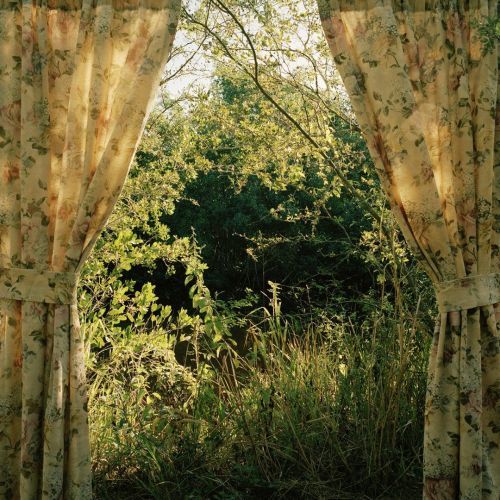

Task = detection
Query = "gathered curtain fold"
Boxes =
[318,0,499,498]
[0,0,180,497]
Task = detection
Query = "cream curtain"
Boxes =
[0,0,180,497]
[318,0,498,498]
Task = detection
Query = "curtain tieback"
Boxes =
[0,267,78,305]
[434,273,500,313]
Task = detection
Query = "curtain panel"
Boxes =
[0,0,180,497]
[318,0,498,498]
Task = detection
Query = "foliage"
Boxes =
[472,15,500,55]
[82,0,439,497]
[88,277,429,499]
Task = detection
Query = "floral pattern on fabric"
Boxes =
[0,0,180,497]
[318,0,499,498]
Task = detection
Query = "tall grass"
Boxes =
[88,284,431,499]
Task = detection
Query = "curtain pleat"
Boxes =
[318,0,499,497]
[0,1,181,497]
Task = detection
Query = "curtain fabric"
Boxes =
[0,0,180,497]
[318,0,498,498]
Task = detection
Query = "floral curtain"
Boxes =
[0,0,180,497]
[318,0,498,498]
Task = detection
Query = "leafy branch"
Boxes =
[183,0,388,234]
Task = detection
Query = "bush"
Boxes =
[88,279,430,499]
